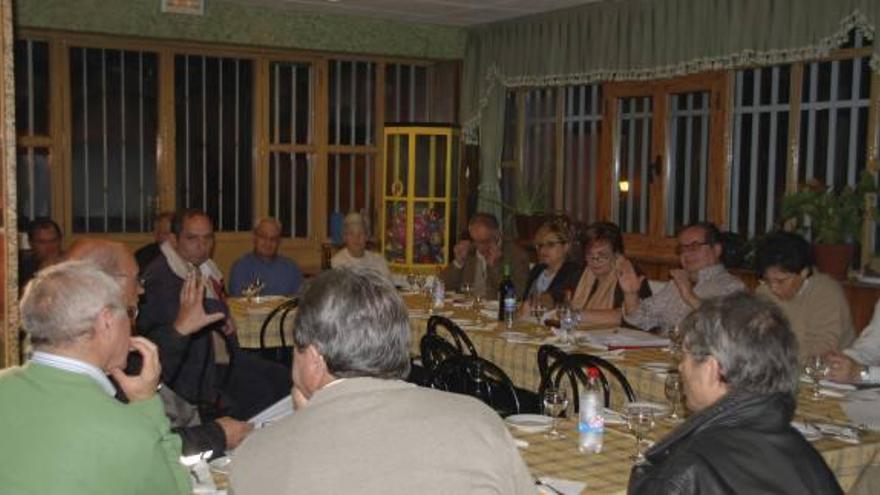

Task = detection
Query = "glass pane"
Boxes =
[269,62,311,145]
[327,153,376,232]
[70,47,158,233]
[329,60,375,145]
[268,152,311,238]
[14,39,50,136]
[16,147,51,230]
[522,88,556,210]
[174,54,253,231]
[414,134,447,198]
[413,201,446,264]
[385,63,428,122]
[384,200,408,264]
[562,84,602,223]
[384,133,409,197]
[666,91,710,235]
[616,96,652,234]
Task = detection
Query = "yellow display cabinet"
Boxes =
[381,125,458,273]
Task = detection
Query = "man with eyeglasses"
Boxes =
[65,238,254,457]
[439,212,529,300]
[0,261,191,494]
[619,222,745,332]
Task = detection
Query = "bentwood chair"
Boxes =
[428,353,521,417]
[538,348,637,412]
[258,297,298,367]
[426,315,478,357]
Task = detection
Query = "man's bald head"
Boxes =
[65,238,142,307]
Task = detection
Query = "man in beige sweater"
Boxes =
[755,232,854,359]
[231,267,535,495]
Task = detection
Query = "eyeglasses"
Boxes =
[587,252,613,263]
[675,241,710,255]
[534,240,565,250]
[126,306,139,320]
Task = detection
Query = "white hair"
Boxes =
[343,212,369,236]
[20,260,124,348]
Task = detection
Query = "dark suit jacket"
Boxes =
[438,240,531,300]
[522,261,584,305]
[136,254,232,408]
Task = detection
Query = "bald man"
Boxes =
[229,218,304,297]
[66,239,253,456]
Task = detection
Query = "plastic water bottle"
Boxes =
[432,278,445,310]
[578,367,605,454]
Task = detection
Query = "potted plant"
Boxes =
[779,170,877,280]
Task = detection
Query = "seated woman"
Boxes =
[570,221,651,326]
[330,212,391,277]
[519,219,583,313]
[754,231,854,359]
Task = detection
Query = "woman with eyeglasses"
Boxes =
[519,219,583,314]
[569,221,651,325]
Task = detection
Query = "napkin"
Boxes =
[537,476,586,495]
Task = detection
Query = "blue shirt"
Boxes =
[229,252,304,296]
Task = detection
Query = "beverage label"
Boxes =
[503,296,516,311]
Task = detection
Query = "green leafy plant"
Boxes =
[779,170,878,244]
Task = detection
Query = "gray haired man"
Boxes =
[232,267,534,495]
[628,293,842,495]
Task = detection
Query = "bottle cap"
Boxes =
[587,367,600,379]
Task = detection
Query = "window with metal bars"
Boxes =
[14,39,51,230]
[70,47,159,233]
[174,54,253,232]
[730,65,791,238]
[522,87,556,210]
[666,91,711,235]
[328,60,376,234]
[385,63,430,122]
[616,97,652,234]
[268,62,312,238]
[563,84,602,224]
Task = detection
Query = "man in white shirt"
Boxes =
[827,299,880,384]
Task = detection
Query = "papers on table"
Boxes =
[536,476,586,495]
[576,328,669,350]
[249,395,293,428]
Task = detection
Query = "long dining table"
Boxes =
[404,292,880,495]
[225,291,880,494]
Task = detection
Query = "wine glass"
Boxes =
[405,272,418,292]
[624,402,656,464]
[804,354,829,400]
[557,302,578,345]
[667,325,682,358]
[530,292,546,325]
[664,371,683,422]
[472,295,484,323]
[542,387,569,439]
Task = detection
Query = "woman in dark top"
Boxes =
[520,219,583,312]
[571,222,651,325]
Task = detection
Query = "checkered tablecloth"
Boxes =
[406,294,880,494]
[227,296,295,349]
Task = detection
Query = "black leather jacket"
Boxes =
[628,391,843,495]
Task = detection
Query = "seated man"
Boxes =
[439,212,530,300]
[0,261,190,494]
[18,217,64,289]
[66,238,253,456]
[620,222,745,332]
[231,267,535,495]
[628,293,842,495]
[826,298,880,384]
[755,231,854,358]
[135,212,174,273]
[330,212,390,277]
[137,209,291,420]
[229,217,304,296]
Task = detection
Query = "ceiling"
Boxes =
[231,0,604,26]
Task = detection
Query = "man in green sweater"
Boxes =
[0,260,190,495]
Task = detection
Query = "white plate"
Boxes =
[208,456,232,475]
[506,414,553,433]
[500,331,534,343]
[791,421,823,441]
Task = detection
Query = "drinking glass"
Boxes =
[664,371,683,421]
[556,303,578,345]
[667,325,682,358]
[405,272,418,291]
[472,295,484,322]
[530,292,546,325]
[542,387,569,439]
[624,402,657,464]
[804,355,829,400]
[461,283,473,301]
